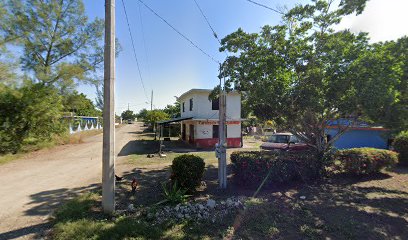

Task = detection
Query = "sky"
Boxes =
[79,0,408,115]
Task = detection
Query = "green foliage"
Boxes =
[3,0,104,90]
[230,151,321,185]
[0,83,65,154]
[120,110,136,121]
[136,108,148,120]
[393,131,408,165]
[171,154,205,192]
[157,181,191,205]
[334,148,398,175]
[62,91,100,116]
[219,0,405,157]
[145,110,169,126]
[163,102,181,118]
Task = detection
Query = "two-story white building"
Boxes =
[176,89,242,148]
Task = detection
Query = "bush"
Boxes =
[334,148,398,175]
[230,151,321,186]
[0,83,65,154]
[171,154,205,192]
[157,181,191,205]
[393,131,408,166]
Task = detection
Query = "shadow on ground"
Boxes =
[0,183,100,240]
[114,162,408,239]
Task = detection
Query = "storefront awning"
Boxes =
[157,117,193,125]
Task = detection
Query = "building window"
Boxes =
[182,102,185,112]
[212,98,219,110]
[213,125,219,138]
[213,125,227,138]
[189,98,193,111]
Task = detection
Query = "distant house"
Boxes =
[325,119,390,149]
[170,89,242,148]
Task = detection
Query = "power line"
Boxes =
[192,0,228,59]
[245,0,284,15]
[137,1,152,94]
[120,0,149,101]
[193,0,221,45]
[137,0,220,64]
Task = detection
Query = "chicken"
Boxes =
[131,178,138,194]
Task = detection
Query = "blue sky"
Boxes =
[79,0,408,115]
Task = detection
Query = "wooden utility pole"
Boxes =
[218,64,227,188]
[102,0,115,214]
[150,90,153,111]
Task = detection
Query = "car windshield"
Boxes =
[289,135,301,143]
[268,135,290,143]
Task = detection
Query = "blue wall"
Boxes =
[326,128,389,150]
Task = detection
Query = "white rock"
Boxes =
[300,195,306,200]
[127,204,135,212]
[206,199,216,209]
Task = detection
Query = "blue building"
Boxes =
[326,125,390,150]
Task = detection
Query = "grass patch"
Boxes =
[0,153,24,165]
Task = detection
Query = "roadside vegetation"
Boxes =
[52,148,408,239]
[0,0,109,160]
[49,0,408,238]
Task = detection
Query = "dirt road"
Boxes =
[0,123,142,239]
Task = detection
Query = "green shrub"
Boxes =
[334,148,398,175]
[157,181,191,205]
[230,151,321,186]
[393,131,408,166]
[0,83,65,154]
[171,154,205,192]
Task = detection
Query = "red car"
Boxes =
[260,133,311,152]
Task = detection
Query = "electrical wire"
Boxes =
[137,0,220,64]
[245,0,284,15]
[192,0,229,59]
[120,0,149,101]
[137,1,152,95]
[192,0,221,45]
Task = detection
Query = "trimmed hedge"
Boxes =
[393,131,408,166]
[230,151,321,186]
[334,148,398,175]
[171,154,205,192]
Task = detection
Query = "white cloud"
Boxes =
[336,0,408,42]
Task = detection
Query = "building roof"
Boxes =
[157,117,193,125]
[178,88,239,100]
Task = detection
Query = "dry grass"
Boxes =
[0,130,103,165]
[64,129,102,144]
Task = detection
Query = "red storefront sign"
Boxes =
[197,120,240,125]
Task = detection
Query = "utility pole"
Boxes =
[217,64,227,189]
[150,90,153,111]
[102,0,115,214]
[128,103,130,111]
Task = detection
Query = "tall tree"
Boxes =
[219,0,403,158]
[121,110,136,121]
[62,91,100,116]
[163,102,181,118]
[3,0,104,90]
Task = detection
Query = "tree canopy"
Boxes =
[2,0,105,91]
[62,91,101,117]
[219,0,406,156]
[121,110,136,121]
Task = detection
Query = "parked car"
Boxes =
[263,128,275,137]
[260,133,311,152]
